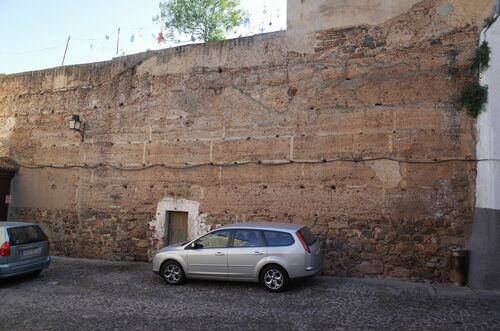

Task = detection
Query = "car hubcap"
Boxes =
[163,264,181,283]
[264,269,283,290]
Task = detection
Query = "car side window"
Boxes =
[263,231,294,247]
[195,230,231,249]
[232,229,263,248]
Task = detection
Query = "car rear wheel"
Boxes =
[260,264,289,292]
[160,260,185,285]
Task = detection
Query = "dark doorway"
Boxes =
[0,158,17,221]
[166,211,188,245]
[0,174,13,221]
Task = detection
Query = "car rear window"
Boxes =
[263,231,294,247]
[299,227,317,246]
[8,226,46,246]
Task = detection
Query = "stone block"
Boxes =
[146,141,210,165]
[394,105,446,130]
[352,133,391,157]
[393,131,461,159]
[33,145,82,165]
[212,137,290,163]
[84,142,144,164]
[356,261,384,274]
[288,67,315,82]
[293,135,353,160]
[219,163,302,184]
[329,221,349,229]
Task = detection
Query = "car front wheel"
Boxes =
[160,261,186,285]
[260,264,289,292]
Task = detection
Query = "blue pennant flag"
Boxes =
[243,17,251,28]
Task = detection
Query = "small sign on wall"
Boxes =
[5,195,11,204]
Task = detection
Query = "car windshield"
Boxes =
[8,226,46,246]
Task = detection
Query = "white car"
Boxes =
[152,222,323,292]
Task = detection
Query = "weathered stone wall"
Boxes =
[0,0,495,281]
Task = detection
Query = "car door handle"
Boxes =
[215,252,224,256]
[253,252,263,255]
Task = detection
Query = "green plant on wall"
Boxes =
[472,41,491,72]
[458,40,491,119]
[484,15,499,31]
[458,83,488,119]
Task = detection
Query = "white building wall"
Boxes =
[469,14,500,290]
[477,18,500,210]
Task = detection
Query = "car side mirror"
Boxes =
[187,242,203,250]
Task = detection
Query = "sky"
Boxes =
[0,0,286,74]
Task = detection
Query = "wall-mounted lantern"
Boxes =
[69,115,87,142]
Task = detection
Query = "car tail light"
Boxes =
[0,242,10,257]
[296,230,311,253]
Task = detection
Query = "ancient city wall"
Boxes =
[0,0,495,281]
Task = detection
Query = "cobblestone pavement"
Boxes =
[1,257,500,331]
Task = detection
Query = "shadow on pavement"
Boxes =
[0,272,43,288]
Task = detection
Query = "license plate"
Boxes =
[22,247,41,257]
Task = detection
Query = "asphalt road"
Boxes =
[1,256,499,330]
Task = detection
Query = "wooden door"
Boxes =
[167,211,188,245]
[0,173,13,222]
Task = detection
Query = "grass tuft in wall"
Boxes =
[484,15,498,31]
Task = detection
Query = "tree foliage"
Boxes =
[154,0,244,43]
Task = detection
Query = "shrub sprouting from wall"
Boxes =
[459,41,490,118]
[459,83,489,119]
[472,41,491,71]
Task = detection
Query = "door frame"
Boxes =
[150,197,209,257]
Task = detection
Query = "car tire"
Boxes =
[160,260,186,285]
[260,264,289,292]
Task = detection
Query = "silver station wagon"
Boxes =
[152,222,323,292]
[0,222,51,279]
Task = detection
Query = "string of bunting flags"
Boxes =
[81,6,281,51]
[1,6,283,59]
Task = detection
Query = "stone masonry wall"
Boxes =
[0,1,494,281]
